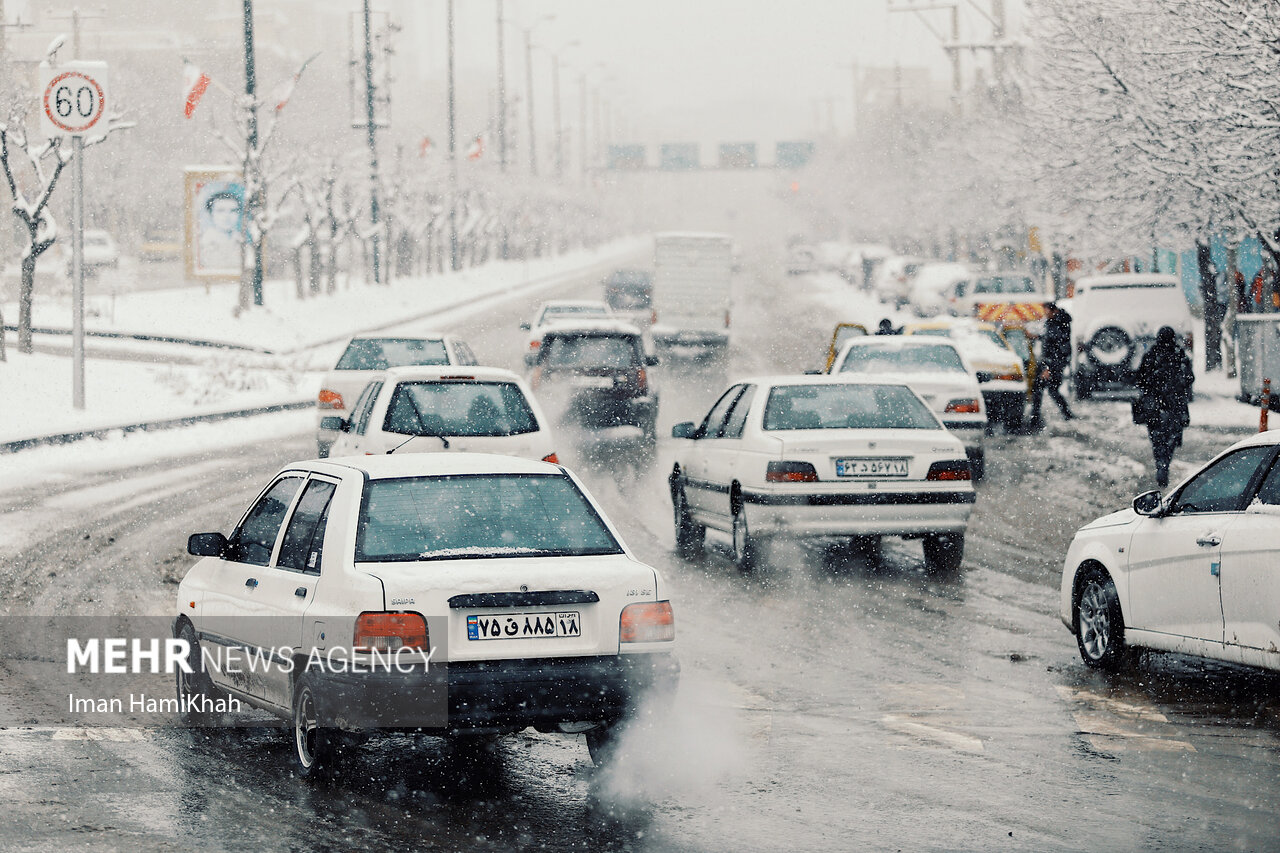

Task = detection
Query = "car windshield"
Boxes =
[542,334,638,368]
[336,338,449,370]
[839,343,968,375]
[355,474,623,562]
[976,328,1008,349]
[384,381,538,437]
[762,383,940,431]
[540,305,609,322]
[974,276,1037,294]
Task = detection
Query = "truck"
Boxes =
[651,231,734,349]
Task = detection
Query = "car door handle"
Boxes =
[245,577,259,588]
[294,587,307,598]
[1195,535,1221,547]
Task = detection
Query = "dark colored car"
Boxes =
[603,269,655,330]
[533,321,660,439]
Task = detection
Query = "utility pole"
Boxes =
[242,0,264,305]
[886,1,961,113]
[519,15,553,176]
[552,53,563,178]
[447,0,458,270]
[361,0,382,284]
[579,72,587,182]
[496,0,506,172]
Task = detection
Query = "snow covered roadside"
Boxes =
[1,238,647,447]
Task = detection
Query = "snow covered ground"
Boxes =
[1,238,646,445]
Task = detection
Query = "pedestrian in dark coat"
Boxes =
[1135,325,1194,488]
[1029,302,1074,428]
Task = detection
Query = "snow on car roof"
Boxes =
[738,373,916,390]
[380,365,522,382]
[315,452,563,479]
[348,331,449,342]
[539,299,610,309]
[1075,273,1178,288]
[538,318,644,336]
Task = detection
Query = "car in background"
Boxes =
[324,366,557,462]
[177,452,678,775]
[531,320,660,440]
[823,322,869,373]
[786,245,816,276]
[830,337,987,479]
[908,261,975,317]
[1067,273,1194,399]
[903,319,1027,431]
[603,269,654,331]
[140,229,183,263]
[957,272,1050,326]
[1061,430,1280,675]
[62,228,120,274]
[669,375,974,573]
[521,300,613,365]
[872,256,928,308]
[315,334,478,457]
[844,244,895,289]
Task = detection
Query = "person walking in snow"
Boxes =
[1135,325,1195,488]
[1029,302,1074,429]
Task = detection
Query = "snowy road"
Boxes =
[1,244,1279,852]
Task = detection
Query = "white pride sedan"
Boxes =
[1061,430,1280,675]
[324,366,558,463]
[669,375,975,573]
[176,453,677,777]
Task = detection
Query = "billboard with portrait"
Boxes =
[184,167,245,279]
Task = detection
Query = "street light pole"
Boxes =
[520,15,554,177]
[551,40,578,179]
[447,0,459,271]
[361,0,381,284]
[496,0,506,172]
[243,0,263,305]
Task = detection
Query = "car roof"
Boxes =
[380,365,522,382]
[540,318,644,336]
[842,336,963,351]
[735,373,919,389]
[539,299,610,310]
[904,318,1000,334]
[314,452,564,480]
[1076,273,1179,288]
[1226,430,1280,451]
[347,332,449,343]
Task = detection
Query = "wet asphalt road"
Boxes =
[2,244,1279,852]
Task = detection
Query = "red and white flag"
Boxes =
[466,134,484,161]
[271,53,319,113]
[183,61,211,119]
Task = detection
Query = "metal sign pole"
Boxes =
[71,134,84,409]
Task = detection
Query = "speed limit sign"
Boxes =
[39,61,109,139]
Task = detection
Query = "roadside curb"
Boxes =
[0,400,313,455]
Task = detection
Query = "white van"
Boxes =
[651,232,733,349]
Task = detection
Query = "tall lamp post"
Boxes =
[519,14,554,176]
[447,0,458,270]
[550,39,578,179]
[579,63,607,182]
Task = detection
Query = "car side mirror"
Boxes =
[519,322,531,331]
[320,416,349,433]
[188,532,229,557]
[671,421,696,439]
[1132,490,1164,517]
[646,354,660,366]
[524,352,539,368]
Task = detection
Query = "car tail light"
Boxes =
[318,389,344,410]
[945,399,981,414]
[529,339,541,350]
[620,601,675,643]
[354,611,428,652]
[542,453,559,464]
[766,461,819,482]
[650,309,658,324]
[636,368,649,395]
[926,460,972,481]
[724,310,731,328]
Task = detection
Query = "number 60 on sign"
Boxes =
[39,61,109,139]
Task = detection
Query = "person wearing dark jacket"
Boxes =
[1029,302,1074,428]
[1135,325,1195,487]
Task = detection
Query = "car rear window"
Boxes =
[355,474,623,562]
[542,334,639,368]
[838,343,968,375]
[383,381,538,437]
[974,276,1036,294]
[336,338,450,370]
[762,384,940,431]
[540,305,610,323]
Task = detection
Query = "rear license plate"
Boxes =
[836,457,909,477]
[571,375,614,389]
[466,611,581,641]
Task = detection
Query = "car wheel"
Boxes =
[292,675,338,780]
[672,484,705,560]
[584,722,621,768]
[967,450,985,482]
[731,507,759,573]
[1005,403,1024,432]
[1087,326,1133,368]
[849,535,882,564]
[175,622,224,726]
[1076,569,1127,670]
[922,533,964,574]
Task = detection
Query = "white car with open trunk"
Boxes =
[175,453,678,776]
[669,375,975,573]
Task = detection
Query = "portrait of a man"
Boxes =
[185,169,246,279]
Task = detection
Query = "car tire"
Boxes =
[849,534,882,564]
[731,507,760,573]
[175,622,225,726]
[585,722,620,768]
[967,450,985,482]
[292,674,339,780]
[1087,326,1134,368]
[1075,569,1127,670]
[672,484,705,560]
[922,533,964,574]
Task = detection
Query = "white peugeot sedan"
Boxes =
[315,334,479,457]
[1061,430,1280,674]
[831,337,988,479]
[324,366,558,462]
[175,453,677,777]
[669,375,975,573]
